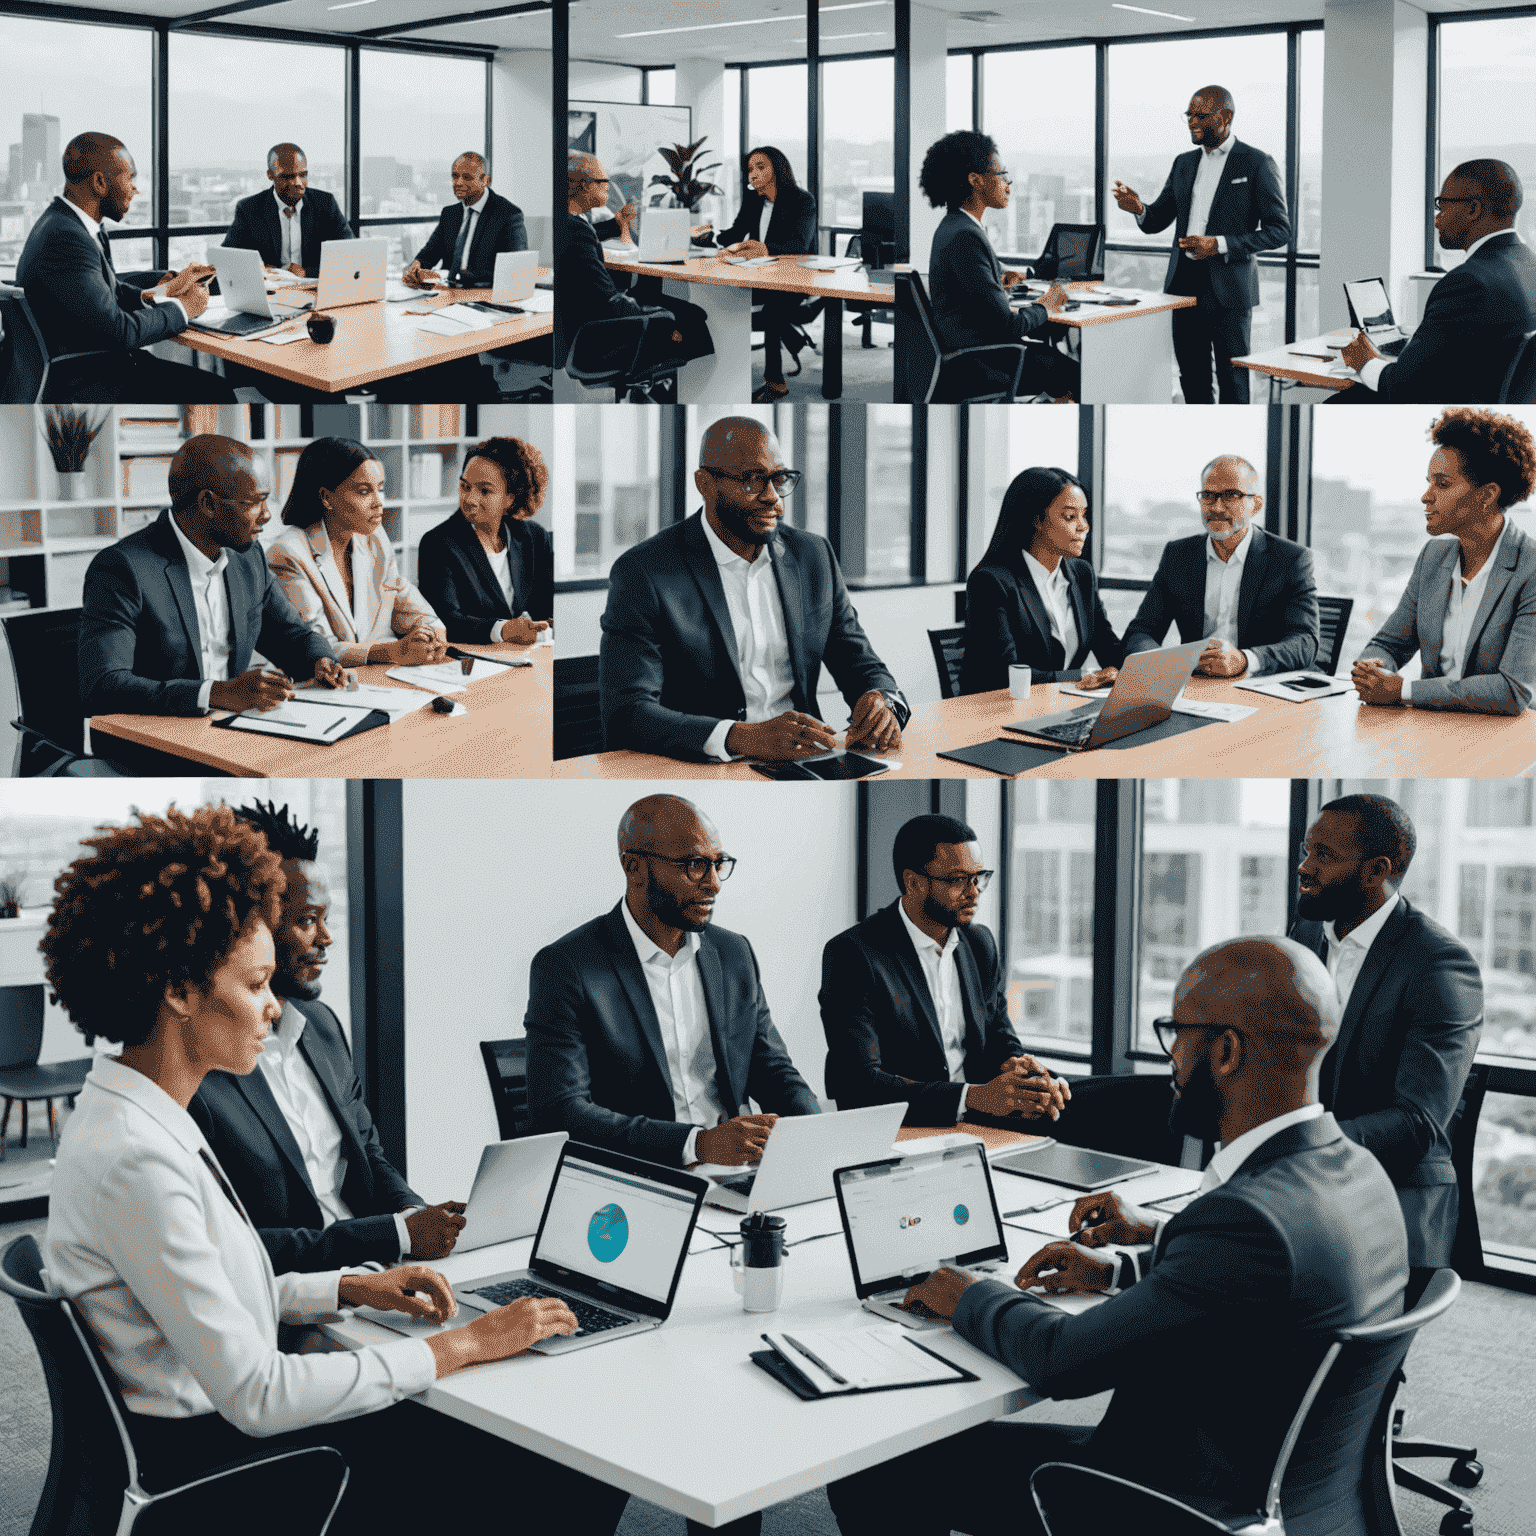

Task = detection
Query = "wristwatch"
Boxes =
[881,690,911,730]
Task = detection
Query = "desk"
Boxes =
[1234,330,1360,401]
[88,642,552,777]
[177,279,553,395]
[555,673,1536,781]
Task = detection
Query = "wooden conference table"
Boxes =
[1234,329,1362,401]
[88,641,553,778]
[557,671,1536,781]
[327,1126,1202,1528]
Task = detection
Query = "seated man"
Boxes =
[821,814,1069,1128]
[1123,454,1319,678]
[78,433,349,719]
[525,795,821,1168]
[600,416,909,762]
[401,151,525,289]
[827,936,1410,1536]
[190,801,468,1273]
[224,141,353,279]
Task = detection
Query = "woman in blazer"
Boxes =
[40,805,628,1536]
[959,465,1125,696]
[693,145,818,403]
[269,437,447,669]
[417,436,553,645]
[1354,408,1536,715]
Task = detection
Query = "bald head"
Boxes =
[168,436,271,556]
[617,794,717,856]
[618,796,726,940]
[699,416,778,468]
[62,133,129,186]
[1201,454,1259,492]
[170,435,255,511]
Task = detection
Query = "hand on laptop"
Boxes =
[696,1113,779,1165]
[1350,656,1404,706]
[1067,1190,1157,1248]
[425,1296,580,1378]
[1016,1241,1116,1296]
[903,1266,978,1320]
[400,260,438,289]
[1195,638,1248,678]
[1077,666,1118,692]
[1339,329,1384,372]
[846,690,902,753]
[338,1263,457,1323]
[209,666,294,713]
[727,711,838,761]
[405,1200,469,1259]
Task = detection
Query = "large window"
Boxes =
[721,67,743,216]
[747,65,808,190]
[821,57,894,235]
[856,404,914,584]
[967,404,1080,577]
[360,53,485,221]
[551,407,664,582]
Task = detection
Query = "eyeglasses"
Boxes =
[699,466,803,497]
[1195,489,1254,506]
[1433,196,1478,211]
[213,492,270,512]
[631,851,737,884]
[921,867,994,894]
[1151,1018,1248,1059]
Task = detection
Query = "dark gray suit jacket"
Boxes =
[78,509,335,717]
[928,207,1051,355]
[1358,517,1536,715]
[188,998,421,1273]
[525,903,821,1166]
[1290,898,1483,1268]
[599,512,904,760]
[412,188,527,287]
[223,187,353,279]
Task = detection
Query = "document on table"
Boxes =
[799,256,862,270]
[761,1328,971,1393]
[513,290,554,314]
[225,698,376,742]
[386,658,505,694]
[413,303,499,336]
[1235,670,1355,703]
[725,255,778,267]
[1055,685,1255,723]
[298,682,432,721]
[256,326,311,346]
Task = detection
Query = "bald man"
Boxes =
[13,131,233,402]
[827,937,1409,1536]
[600,417,908,761]
[1121,456,1318,678]
[525,795,820,1168]
[224,142,353,279]
[78,434,348,721]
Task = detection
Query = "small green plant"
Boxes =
[43,407,109,473]
[649,138,722,212]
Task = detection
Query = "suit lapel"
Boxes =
[1421,541,1456,675]
[1204,140,1244,222]
[1325,900,1410,1104]
[769,539,811,709]
[1460,519,1521,668]
[153,512,206,669]
[887,905,947,1063]
[1235,526,1267,643]
[1064,563,1090,667]
[455,514,513,620]
[602,905,678,1098]
[1015,563,1061,669]
[683,514,743,673]
[309,524,357,639]
[230,1065,318,1201]
[696,935,745,1115]
[953,932,988,1061]
[294,1013,370,1192]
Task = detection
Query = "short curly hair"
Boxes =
[41,805,285,1049]
[461,436,549,518]
[1429,408,1536,509]
[919,130,999,212]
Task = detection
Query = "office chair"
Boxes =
[901,272,1026,404]
[1314,596,1356,677]
[563,312,682,402]
[1,1234,350,1536]
[1498,329,1536,404]
[1049,1070,1193,1167]
[843,234,896,349]
[553,653,603,761]
[1030,1268,1463,1536]
[479,1039,531,1141]
[928,626,966,700]
[0,285,114,404]
[2,609,122,777]
[750,296,821,377]
[0,986,90,1160]
[1025,223,1107,282]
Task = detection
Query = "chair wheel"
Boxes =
[1449,1459,1483,1489]
[1439,1512,1474,1536]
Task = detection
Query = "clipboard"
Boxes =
[749,1335,978,1400]
[213,704,390,745]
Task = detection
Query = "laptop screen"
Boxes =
[1344,278,1395,331]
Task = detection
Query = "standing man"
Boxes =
[224,142,353,279]
[1112,86,1290,403]
[401,151,527,289]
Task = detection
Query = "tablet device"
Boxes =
[989,1143,1159,1190]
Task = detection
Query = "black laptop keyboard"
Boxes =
[469,1278,632,1334]
[714,1170,757,1194]
[1377,336,1407,356]
[1023,705,1100,748]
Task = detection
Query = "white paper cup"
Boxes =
[1009,665,1033,701]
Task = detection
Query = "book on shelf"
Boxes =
[122,456,173,500]
[409,404,460,439]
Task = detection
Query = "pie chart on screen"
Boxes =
[588,1203,629,1262]
[954,1204,970,1225]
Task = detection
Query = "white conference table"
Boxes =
[326,1149,1202,1527]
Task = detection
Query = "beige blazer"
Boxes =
[269,522,446,668]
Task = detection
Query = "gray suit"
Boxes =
[1359,518,1536,714]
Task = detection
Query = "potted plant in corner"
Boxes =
[0,872,22,921]
[43,407,109,501]
[650,138,723,213]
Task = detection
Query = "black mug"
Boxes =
[731,1212,788,1312]
[306,313,336,344]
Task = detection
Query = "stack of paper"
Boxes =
[414,303,499,337]
[298,682,431,721]
[386,657,506,694]
[761,1328,969,1393]
[226,699,377,742]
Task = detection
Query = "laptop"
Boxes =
[989,1141,1159,1189]
[492,249,539,303]
[454,1131,569,1252]
[191,245,312,335]
[1004,639,1204,753]
[316,237,388,310]
[635,207,693,263]
[1342,278,1409,355]
[704,1103,906,1213]
[833,1140,1010,1330]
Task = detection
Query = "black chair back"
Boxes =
[1050,1071,1188,1166]
[554,652,603,761]
[0,285,51,404]
[1499,328,1536,404]
[0,986,45,1071]
[2,608,88,772]
[565,313,680,400]
[479,1039,530,1141]
[1035,223,1106,281]
[1314,595,1355,677]
[927,626,965,700]
[1446,1061,1490,1283]
[859,192,897,268]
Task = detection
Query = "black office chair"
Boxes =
[1023,223,1107,282]
[1030,1268,1463,1536]
[750,298,822,378]
[1315,595,1356,677]
[563,311,682,402]
[1,1234,350,1536]
[0,285,113,405]
[928,626,966,700]
[1,608,123,777]
[1498,329,1536,404]
[0,987,90,1160]
[1049,1070,1192,1168]
[553,652,603,761]
[479,1038,531,1141]
[845,232,896,350]
[901,272,1026,404]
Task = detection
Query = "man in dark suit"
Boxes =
[821,813,1069,1128]
[223,142,353,279]
[827,936,1409,1536]
[1290,794,1483,1288]
[526,795,821,1169]
[1112,86,1290,403]
[1123,456,1319,677]
[600,416,909,762]
[13,132,234,403]
[401,151,526,290]
[190,801,468,1273]
[1340,160,1536,403]
[78,433,349,719]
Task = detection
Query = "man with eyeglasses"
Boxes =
[600,416,909,762]
[820,814,1069,1128]
[525,794,820,1172]
[1111,85,1289,404]
[1121,454,1319,679]
[79,434,350,722]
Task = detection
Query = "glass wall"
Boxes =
[551,407,663,582]
[646,69,676,106]
[967,404,1080,575]
[721,67,743,215]
[860,404,915,583]
[747,64,808,191]
[360,53,485,221]
[821,57,894,234]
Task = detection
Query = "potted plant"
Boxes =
[649,138,723,213]
[0,872,22,920]
[43,407,109,501]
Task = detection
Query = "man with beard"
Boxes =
[824,937,1409,1536]
[525,794,821,1168]
[819,814,1069,1127]
[190,801,468,1272]
[1289,794,1483,1295]
[599,417,909,762]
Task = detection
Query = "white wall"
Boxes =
[676,58,729,229]
[571,61,642,102]
[493,51,551,232]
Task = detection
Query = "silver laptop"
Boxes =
[1342,278,1408,355]
[492,249,539,303]
[193,245,311,335]
[1004,639,1204,753]
[454,1131,568,1252]
[636,207,692,263]
[833,1140,1010,1330]
[316,237,388,310]
[705,1103,906,1213]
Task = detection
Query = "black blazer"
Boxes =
[705,184,818,255]
[953,1114,1408,1533]
[1290,898,1484,1268]
[78,508,336,717]
[1122,526,1319,676]
[960,555,1125,694]
[525,903,821,1166]
[412,189,527,287]
[554,212,646,368]
[819,902,1024,1126]
[417,512,553,640]
[223,187,353,278]
[188,999,422,1273]
[599,512,904,760]
[928,207,1051,355]
[1137,138,1291,310]
[1370,235,1536,404]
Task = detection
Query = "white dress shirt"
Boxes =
[42,1056,434,1430]
[481,539,533,642]
[275,189,303,268]
[898,903,970,1122]
[1138,137,1233,256]
[61,193,187,322]
[700,511,797,762]
[454,188,491,269]
[1021,550,1079,668]
[620,897,725,1165]
[1323,891,1400,1013]
[167,512,232,712]
[1405,519,1507,702]
[1202,526,1261,676]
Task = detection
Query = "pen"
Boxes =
[782,1332,848,1386]
[1003,1198,1071,1217]
[321,716,346,736]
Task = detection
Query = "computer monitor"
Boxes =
[861,192,896,244]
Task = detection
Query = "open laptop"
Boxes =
[705,1103,906,1213]
[454,1131,568,1252]
[989,1140,1160,1189]
[1004,639,1204,754]
[635,207,693,263]
[491,249,539,302]
[833,1140,1010,1330]
[191,245,312,335]
[316,237,388,310]
[1342,278,1409,355]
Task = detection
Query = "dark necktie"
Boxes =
[98,227,114,274]
[451,207,476,274]
[199,1149,251,1226]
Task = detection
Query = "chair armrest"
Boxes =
[139,1445,349,1536]
[568,310,673,381]
[933,341,1028,405]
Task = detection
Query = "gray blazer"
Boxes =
[1359,517,1536,715]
